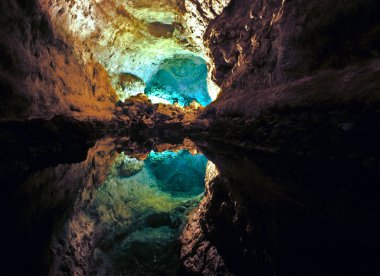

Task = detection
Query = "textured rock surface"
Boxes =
[145,54,211,106]
[113,93,204,133]
[204,0,380,117]
[206,0,380,93]
[0,0,232,120]
[179,0,380,275]
[0,0,117,120]
[37,0,230,102]
[180,161,232,275]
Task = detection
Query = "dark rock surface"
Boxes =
[205,0,380,94]
[201,0,380,128]
[179,0,380,275]
[181,136,380,275]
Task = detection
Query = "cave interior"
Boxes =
[1,0,380,275]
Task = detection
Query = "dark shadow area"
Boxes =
[182,99,380,275]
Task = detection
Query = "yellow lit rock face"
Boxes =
[38,0,230,103]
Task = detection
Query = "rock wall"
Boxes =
[204,0,380,116]
[37,0,231,102]
[0,0,117,120]
[180,1,380,274]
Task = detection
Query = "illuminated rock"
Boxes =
[145,55,211,106]
[80,149,207,274]
[37,0,231,104]
[145,150,208,197]
[114,154,144,177]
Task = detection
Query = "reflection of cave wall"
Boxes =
[145,150,208,197]
[2,136,202,275]
[1,138,117,275]
[44,140,205,275]
[182,135,380,275]
[177,0,380,275]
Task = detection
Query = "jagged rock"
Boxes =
[37,0,228,102]
[115,156,144,177]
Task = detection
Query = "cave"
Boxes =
[1,0,380,275]
[145,55,211,106]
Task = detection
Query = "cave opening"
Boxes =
[144,54,211,106]
[34,0,221,110]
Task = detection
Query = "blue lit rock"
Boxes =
[145,150,208,197]
[85,149,208,274]
[145,55,211,106]
[38,0,230,103]
[114,155,144,177]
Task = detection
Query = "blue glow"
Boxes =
[89,149,208,274]
[146,150,208,198]
[145,55,211,106]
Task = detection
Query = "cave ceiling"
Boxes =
[38,0,231,103]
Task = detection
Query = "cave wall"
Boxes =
[204,0,380,116]
[37,0,231,103]
[0,0,117,120]
[180,1,380,274]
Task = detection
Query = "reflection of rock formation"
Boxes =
[181,161,232,275]
[3,138,117,275]
[180,138,380,275]
[3,135,206,275]
[47,138,207,275]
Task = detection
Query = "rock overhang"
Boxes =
[38,0,231,106]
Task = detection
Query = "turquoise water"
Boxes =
[87,149,208,274]
[145,54,211,106]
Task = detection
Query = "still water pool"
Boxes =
[85,149,208,274]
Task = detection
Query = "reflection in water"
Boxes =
[86,150,208,274]
[46,143,207,275]
[2,137,209,275]
[3,130,378,275]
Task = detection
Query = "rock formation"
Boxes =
[1,0,380,275]
[179,0,380,275]
[0,1,117,120]
[37,0,230,102]
[203,0,380,118]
